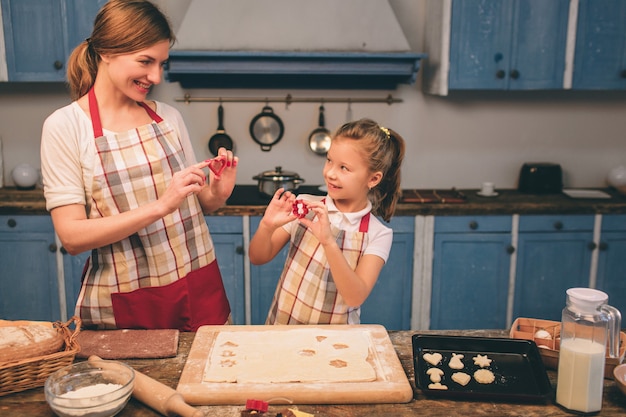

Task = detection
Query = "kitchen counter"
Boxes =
[1,329,625,416]
[2,186,626,216]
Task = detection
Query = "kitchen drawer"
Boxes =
[434,215,512,233]
[518,215,594,232]
[0,215,54,232]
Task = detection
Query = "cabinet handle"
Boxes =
[620,69,626,79]
[587,242,597,251]
[506,245,515,254]
[510,69,520,79]
[495,70,506,79]
[599,242,608,251]
[468,221,478,230]
[48,243,58,253]
[553,221,563,230]
[53,60,63,70]
[235,245,244,255]
[60,246,68,255]
[7,218,17,228]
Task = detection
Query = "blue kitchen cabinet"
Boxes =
[0,215,60,321]
[513,215,594,321]
[430,216,513,330]
[249,215,415,329]
[62,249,89,321]
[596,215,626,316]
[205,216,245,325]
[1,0,105,81]
[572,0,626,90]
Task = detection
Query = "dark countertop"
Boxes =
[1,329,625,416]
[2,185,626,216]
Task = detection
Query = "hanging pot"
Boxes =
[308,104,332,156]
[208,104,234,156]
[253,166,304,196]
[249,105,284,152]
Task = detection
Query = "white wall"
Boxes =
[0,0,625,190]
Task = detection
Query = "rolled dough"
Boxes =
[203,329,377,383]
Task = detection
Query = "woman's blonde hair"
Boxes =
[66,0,175,100]
[333,118,406,222]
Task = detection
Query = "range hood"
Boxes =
[165,0,425,89]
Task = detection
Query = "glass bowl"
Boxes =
[44,359,135,417]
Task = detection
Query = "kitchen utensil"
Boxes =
[11,163,38,189]
[556,288,621,413]
[518,162,563,194]
[249,105,284,151]
[208,104,234,156]
[177,324,412,405]
[253,166,304,196]
[205,155,227,179]
[89,356,203,417]
[308,105,332,156]
[412,334,551,402]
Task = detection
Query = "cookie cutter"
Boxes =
[204,155,227,178]
[292,200,309,218]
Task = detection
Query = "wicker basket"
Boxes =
[510,317,625,380]
[0,316,81,396]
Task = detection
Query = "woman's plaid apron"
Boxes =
[267,211,370,324]
[76,88,230,330]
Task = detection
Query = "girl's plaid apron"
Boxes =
[267,210,370,324]
[76,88,230,330]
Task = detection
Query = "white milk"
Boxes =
[556,338,606,413]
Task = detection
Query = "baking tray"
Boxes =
[412,334,552,402]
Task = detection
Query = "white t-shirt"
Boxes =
[40,101,196,213]
[283,194,393,263]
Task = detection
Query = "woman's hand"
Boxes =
[158,162,208,215]
[207,147,238,201]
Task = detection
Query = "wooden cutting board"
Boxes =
[177,324,413,405]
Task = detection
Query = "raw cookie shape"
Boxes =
[448,353,464,369]
[428,382,448,390]
[474,369,496,384]
[472,354,492,368]
[451,372,471,386]
[426,368,444,383]
[423,352,442,366]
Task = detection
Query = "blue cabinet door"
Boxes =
[573,0,626,90]
[448,0,568,90]
[0,215,60,321]
[596,215,626,316]
[206,216,245,325]
[513,215,594,321]
[62,249,90,321]
[431,216,512,330]
[1,0,104,81]
[360,216,414,330]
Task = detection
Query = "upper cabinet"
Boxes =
[0,0,104,81]
[571,0,626,90]
[424,0,570,94]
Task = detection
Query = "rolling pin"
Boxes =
[88,355,204,417]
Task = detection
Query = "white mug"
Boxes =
[481,182,495,196]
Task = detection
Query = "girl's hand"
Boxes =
[261,188,297,229]
[298,200,334,246]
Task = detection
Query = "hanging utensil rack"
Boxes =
[175,93,402,107]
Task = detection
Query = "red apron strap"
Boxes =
[88,88,103,138]
[359,212,370,233]
[137,101,163,123]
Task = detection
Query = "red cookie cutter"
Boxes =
[205,156,227,178]
[292,200,309,218]
[245,399,269,413]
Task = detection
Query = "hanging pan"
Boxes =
[249,104,284,152]
[208,104,234,156]
[308,104,332,156]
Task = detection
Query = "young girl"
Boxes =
[249,118,405,325]
[40,0,237,330]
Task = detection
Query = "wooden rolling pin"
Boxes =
[88,355,204,417]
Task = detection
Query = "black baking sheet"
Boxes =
[412,334,552,402]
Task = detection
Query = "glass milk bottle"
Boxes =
[556,288,621,413]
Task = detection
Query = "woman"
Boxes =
[40,0,237,330]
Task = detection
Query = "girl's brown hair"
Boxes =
[66,0,175,100]
[333,118,406,222]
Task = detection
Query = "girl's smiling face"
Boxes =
[323,137,382,212]
[100,40,170,101]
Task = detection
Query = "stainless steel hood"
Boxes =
[164,0,425,89]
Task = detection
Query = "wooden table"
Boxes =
[1,329,625,416]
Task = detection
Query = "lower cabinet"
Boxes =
[430,215,513,330]
[596,214,626,316]
[0,215,60,321]
[513,215,595,321]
